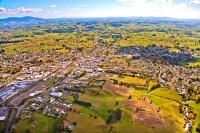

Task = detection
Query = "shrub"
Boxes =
[74,100,92,107]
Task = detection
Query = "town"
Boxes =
[0,41,200,133]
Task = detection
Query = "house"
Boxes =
[0,109,8,121]
[50,92,63,98]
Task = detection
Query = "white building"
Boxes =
[50,92,63,98]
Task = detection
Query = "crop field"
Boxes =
[123,100,165,127]
[103,80,133,96]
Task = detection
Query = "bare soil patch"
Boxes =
[123,100,165,127]
[103,80,133,96]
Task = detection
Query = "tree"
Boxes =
[15,117,21,123]
[196,124,200,133]
[128,95,132,99]
[115,101,118,105]
[106,108,122,124]
[26,128,33,133]
[188,113,195,119]
[56,123,64,131]
[58,87,64,92]
[30,114,35,122]
[197,95,200,101]
[12,127,18,133]
[73,93,79,100]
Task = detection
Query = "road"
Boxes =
[1,42,97,133]
[3,110,16,133]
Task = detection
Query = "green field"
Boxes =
[1,21,200,54]
[45,77,59,87]
[149,87,182,103]
[16,113,56,133]
[0,122,5,133]
[68,86,185,133]
[113,76,147,85]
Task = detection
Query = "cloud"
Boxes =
[50,5,56,8]
[116,0,200,19]
[80,5,86,7]
[47,11,51,13]
[0,7,42,15]
[54,11,62,14]
[70,7,82,11]
[154,0,173,3]
[189,0,200,4]
[118,0,145,4]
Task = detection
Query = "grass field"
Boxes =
[188,101,200,133]
[113,76,147,85]
[16,113,56,133]
[56,49,69,53]
[178,56,200,67]
[66,112,106,133]
[149,87,182,103]
[0,122,5,133]
[69,86,185,133]
[148,81,159,90]
[45,77,59,87]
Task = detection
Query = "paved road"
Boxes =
[1,43,95,133]
[3,110,16,133]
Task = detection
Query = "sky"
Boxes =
[0,0,200,19]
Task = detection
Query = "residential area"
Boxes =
[0,43,199,133]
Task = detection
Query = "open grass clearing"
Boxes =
[16,113,56,133]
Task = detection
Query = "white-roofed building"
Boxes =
[50,92,63,98]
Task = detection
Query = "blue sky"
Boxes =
[0,0,200,19]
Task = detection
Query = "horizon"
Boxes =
[0,0,200,19]
[1,16,200,20]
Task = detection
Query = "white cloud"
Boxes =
[70,7,82,11]
[54,11,62,14]
[47,11,51,13]
[0,7,42,15]
[50,5,56,8]
[116,0,200,19]
[189,0,200,4]
[118,0,145,4]
[154,0,173,4]
[80,5,86,7]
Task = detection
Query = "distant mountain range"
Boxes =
[0,16,199,23]
[0,16,44,22]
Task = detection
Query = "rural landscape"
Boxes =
[0,16,199,133]
[0,0,200,133]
